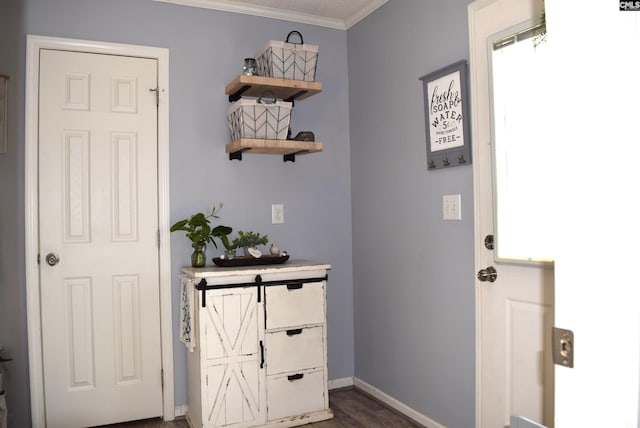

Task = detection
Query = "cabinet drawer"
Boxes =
[266,326,324,375]
[267,369,325,421]
[265,282,325,330]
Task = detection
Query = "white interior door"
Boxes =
[543,2,640,426]
[38,49,162,427]
[469,1,554,427]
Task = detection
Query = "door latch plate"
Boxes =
[552,327,574,368]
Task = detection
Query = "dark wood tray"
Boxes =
[212,254,290,267]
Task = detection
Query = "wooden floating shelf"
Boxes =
[225,138,323,162]
[225,75,322,102]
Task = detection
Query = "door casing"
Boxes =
[468,0,552,426]
[25,34,173,426]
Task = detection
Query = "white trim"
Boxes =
[25,35,174,426]
[327,376,354,390]
[175,404,188,418]
[467,2,499,427]
[343,0,388,29]
[152,0,388,30]
[353,377,447,428]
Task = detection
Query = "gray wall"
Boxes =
[0,0,29,427]
[2,1,354,425]
[2,1,479,427]
[347,1,475,427]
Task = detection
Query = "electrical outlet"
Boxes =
[272,204,284,224]
[443,194,461,220]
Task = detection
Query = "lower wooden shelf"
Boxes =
[226,138,323,162]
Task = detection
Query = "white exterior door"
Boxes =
[469,0,554,427]
[38,49,162,427]
[200,287,265,427]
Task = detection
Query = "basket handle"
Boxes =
[257,90,277,104]
[285,30,304,45]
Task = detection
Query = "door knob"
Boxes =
[46,252,60,266]
[477,266,497,282]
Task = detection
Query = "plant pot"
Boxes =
[191,243,206,268]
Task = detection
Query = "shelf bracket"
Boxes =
[283,150,309,162]
[229,148,250,161]
[284,90,308,104]
[229,85,251,102]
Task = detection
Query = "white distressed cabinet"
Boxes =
[182,260,333,428]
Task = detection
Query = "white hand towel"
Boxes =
[179,275,195,352]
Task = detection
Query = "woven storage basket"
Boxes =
[256,31,318,82]
[227,97,292,141]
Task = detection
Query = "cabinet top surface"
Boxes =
[181,259,331,278]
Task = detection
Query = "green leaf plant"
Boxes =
[231,230,269,250]
[170,203,233,252]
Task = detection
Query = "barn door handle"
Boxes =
[46,253,60,266]
[259,340,265,369]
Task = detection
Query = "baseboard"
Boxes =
[328,376,354,390]
[353,377,447,428]
[174,404,188,418]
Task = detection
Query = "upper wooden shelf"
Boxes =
[225,75,322,102]
[225,138,323,162]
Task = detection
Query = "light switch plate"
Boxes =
[272,204,284,224]
[443,194,461,220]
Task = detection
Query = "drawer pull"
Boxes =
[287,373,304,381]
[286,328,303,336]
[286,282,303,290]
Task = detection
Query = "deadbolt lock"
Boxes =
[484,234,494,250]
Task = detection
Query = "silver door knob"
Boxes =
[477,266,497,282]
[46,253,60,266]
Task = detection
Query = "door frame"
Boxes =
[468,1,493,425]
[24,35,173,426]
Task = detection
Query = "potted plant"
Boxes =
[231,230,269,257]
[170,204,232,267]
[212,225,236,259]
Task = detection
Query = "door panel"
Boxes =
[39,49,162,427]
[202,288,265,427]
[468,0,554,426]
[544,1,640,426]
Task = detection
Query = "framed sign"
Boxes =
[419,60,471,170]
[0,75,7,154]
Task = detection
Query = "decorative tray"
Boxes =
[212,254,290,267]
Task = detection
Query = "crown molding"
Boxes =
[344,0,387,29]
[153,0,387,30]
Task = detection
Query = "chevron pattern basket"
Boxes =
[256,31,318,82]
[227,98,292,141]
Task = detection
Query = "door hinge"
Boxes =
[552,327,574,368]
[149,87,159,107]
[161,369,164,388]
[157,229,161,248]
[37,253,40,265]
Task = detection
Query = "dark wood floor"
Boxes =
[102,387,424,428]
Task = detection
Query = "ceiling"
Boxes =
[153,0,388,30]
